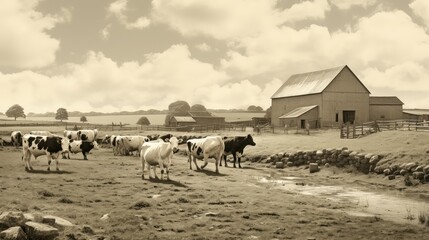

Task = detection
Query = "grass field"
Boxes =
[1,125,429,239]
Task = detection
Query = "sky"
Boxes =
[1,0,429,114]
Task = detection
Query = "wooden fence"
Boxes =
[340,119,429,139]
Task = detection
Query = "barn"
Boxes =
[271,65,371,128]
[403,109,429,121]
[369,96,404,121]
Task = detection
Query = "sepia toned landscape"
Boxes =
[1,126,429,239]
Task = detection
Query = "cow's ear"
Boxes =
[247,134,252,138]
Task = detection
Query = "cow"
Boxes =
[11,131,22,148]
[77,129,98,142]
[186,136,225,173]
[22,134,69,171]
[220,134,256,168]
[112,135,129,156]
[140,137,179,180]
[120,135,150,156]
[62,140,99,160]
[159,133,173,142]
[64,130,79,140]
[29,131,53,136]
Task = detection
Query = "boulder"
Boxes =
[0,226,27,240]
[400,169,409,176]
[0,212,26,230]
[24,222,59,240]
[412,172,424,180]
[383,168,391,176]
[423,165,429,174]
[286,161,294,167]
[42,215,73,228]
[387,175,395,180]
[424,174,429,183]
[275,162,284,169]
[309,163,319,173]
[404,162,418,171]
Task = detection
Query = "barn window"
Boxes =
[380,115,385,119]
[335,113,339,122]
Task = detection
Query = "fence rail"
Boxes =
[340,119,429,139]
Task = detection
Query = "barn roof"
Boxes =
[172,116,196,122]
[369,96,403,105]
[189,111,212,117]
[279,105,318,119]
[271,65,369,99]
[403,109,429,116]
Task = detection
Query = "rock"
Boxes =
[309,163,319,173]
[324,163,330,168]
[41,217,55,226]
[387,175,395,180]
[383,168,391,176]
[100,214,110,221]
[424,174,429,183]
[81,225,95,235]
[0,212,26,230]
[404,162,418,171]
[24,221,59,240]
[423,165,429,174]
[43,215,73,228]
[275,162,284,169]
[369,155,380,165]
[414,165,424,172]
[0,226,27,240]
[316,150,323,156]
[286,161,294,167]
[412,172,424,180]
[400,169,408,176]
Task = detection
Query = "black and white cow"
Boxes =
[77,129,98,142]
[186,136,224,173]
[220,134,256,168]
[11,131,22,148]
[22,134,69,171]
[62,140,99,160]
[64,130,79,140]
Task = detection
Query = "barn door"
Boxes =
[343,111,355,124]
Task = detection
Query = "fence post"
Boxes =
[346,123,350,139]
[353,124,356,138]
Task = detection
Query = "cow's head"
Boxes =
[169,137,180,153]
[246,134,256,146]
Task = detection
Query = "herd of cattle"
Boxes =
[6,129,256,180]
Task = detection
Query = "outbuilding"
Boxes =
[271,65,371,128]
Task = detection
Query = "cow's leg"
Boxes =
[188,154,193,170]
[166,165,170,180]
[215,152,222,173]
[83,151,88,160]
[153,165,158,179]
[141,156,145,180]
[237,151,242,168]
[47,154,52,171]
[232,153,237,168]
[201,154,209,169]
[53,153,60,171]
[159,160,165,180]
[192,156,200,170]
[220,155,228,167]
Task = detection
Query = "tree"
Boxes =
[165,100,191,126]
[254,106,263,111]
[6,104,26,120]
[137,116,150,129]
[80,116,88,123]
[264,106,272,119]
[190,104,207,112]
[247,105,256,111]
[55,108,69,122]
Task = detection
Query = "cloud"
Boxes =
[108,0,150,30]
[409,0,429,27]
[280,0,331,23]
[329,0,376,10]
[0,0,66,69]
[0,44,279,113]
[152,0,330,40]
[195,43,212,52]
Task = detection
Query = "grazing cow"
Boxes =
[64,130,79,140]
[159,133,173,142]
[22,134,69,171]
[220,134,256,168]
[186,136,225,173]
[140,137,179,180]
[120,136,150,156]
[62,140,99,160]
[112,135,129,156]
[11,131,22,148]
[29,131,53,136]
[77,129,98,142]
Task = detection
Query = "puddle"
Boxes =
[257,176,428,225]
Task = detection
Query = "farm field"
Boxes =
[1,129,429,239]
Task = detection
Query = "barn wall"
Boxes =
[280,107,319,129]
[271,94,322,127]
[369,105,403,121]
[321,92,369,126]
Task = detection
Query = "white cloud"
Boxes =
[410,0,429,27]
[329,0,376,10]
[195,43,212,52]
[0,45,279,113]
[152,0,330,40]
[0,0,66,69]
[280,0,330,23]
[108,0,150,29]
[100,25,111,39]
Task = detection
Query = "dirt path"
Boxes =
[1,144,429,240]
